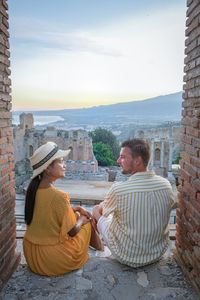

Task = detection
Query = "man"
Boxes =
[93,138,175,267]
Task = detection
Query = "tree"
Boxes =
[172,151,181,164]
[89,128,120,159]
[93,142,116,166]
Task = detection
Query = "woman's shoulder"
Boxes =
[50,187,70,201]
[38,187,70,202]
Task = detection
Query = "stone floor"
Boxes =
[0,239,198,300]
[2,180,197,299]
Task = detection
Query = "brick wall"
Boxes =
[0,0,20,289]
[174,0,200,294]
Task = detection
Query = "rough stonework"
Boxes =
[174,0,200,294]
[1,0,200,295]
[13,113,98,188]
[0,0,21,289]
[134,126,181,177]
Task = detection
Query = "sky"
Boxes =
[8,0,186,111]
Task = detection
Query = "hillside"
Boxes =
[13,92,182,127]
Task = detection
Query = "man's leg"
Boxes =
[97,215,112,246]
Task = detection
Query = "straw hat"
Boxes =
[30,141,71,179]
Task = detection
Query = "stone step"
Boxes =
[16,224,176,240]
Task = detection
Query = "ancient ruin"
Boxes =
[13,113,98,189]
[0,0,200,295]
[134,126,181,178]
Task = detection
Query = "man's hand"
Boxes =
[93,205,103,223]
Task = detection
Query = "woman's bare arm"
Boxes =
[68,215,90,237]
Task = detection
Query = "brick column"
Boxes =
[0,0,21,289]
[174,0,200,295]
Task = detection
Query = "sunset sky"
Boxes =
[8,0,186,111]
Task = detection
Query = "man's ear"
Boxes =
[135,156,142,166]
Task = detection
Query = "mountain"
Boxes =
[13,92,182,127]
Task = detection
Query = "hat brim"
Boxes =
[31,149,71,179]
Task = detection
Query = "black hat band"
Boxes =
[32,146,59,170]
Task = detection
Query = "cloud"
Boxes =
[10,3,186,109]
[10,16,122,57]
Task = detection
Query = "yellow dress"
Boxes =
[23,187,91,276]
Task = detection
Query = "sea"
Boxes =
[12,115,64,126]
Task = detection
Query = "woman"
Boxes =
[23,141,103,277]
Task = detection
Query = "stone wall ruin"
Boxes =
[13,113,98,189]
[174,0,200,294]
[0,0,21,289]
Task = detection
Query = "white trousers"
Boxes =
[97,215,118,259]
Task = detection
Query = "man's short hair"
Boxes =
[121,138,151,167]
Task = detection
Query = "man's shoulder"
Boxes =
[110,180,136,194]
[110,174,172,195]
[152,174,172,186]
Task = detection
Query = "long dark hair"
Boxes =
[24,174,42,225]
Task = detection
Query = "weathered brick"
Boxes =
[179,159,185,169]
[182,117,192,126]
[8,154,14,162]
[0,145,14,155]
[193,178,200,191]
[1,163,14,177]
[190,196,200,213]
[2,17,9,30]
[0,23,9,38]
[0,175,9,187]
[192,138,200,149]
[191,118,200,128]
[0,111,12,119]
[0,156,8,166]
[179,168,191,183]
[7,136,13,143]
[180,151,191,163]
[186,3,200,26]
[0,5,8,19]
[184,79,195,89]
[185,39,197,55]
[197,192,200,201]
[184,162,198,178]
[184,59,196,71]
[181,134,193,145]
[187,0,193,7]
[191,157,200,168]
[0,137,7,145]
[0,128,12,137]
[178,177,184,186]
[187,143,199,156]
[182,91,188,99]
[185,210,200,232]
[188,88,200,98]
[9,171,15,181]
[0,92,11,101]
[2,0,8,10]
[0,120,10,128]
[184,181,197,198]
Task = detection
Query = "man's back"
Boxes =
[102,171,175,267]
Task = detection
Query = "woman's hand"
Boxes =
[72,206,92,219]
[68,215,90,237]
[78,215,90,225]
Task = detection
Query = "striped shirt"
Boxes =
[102,171,175,267]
